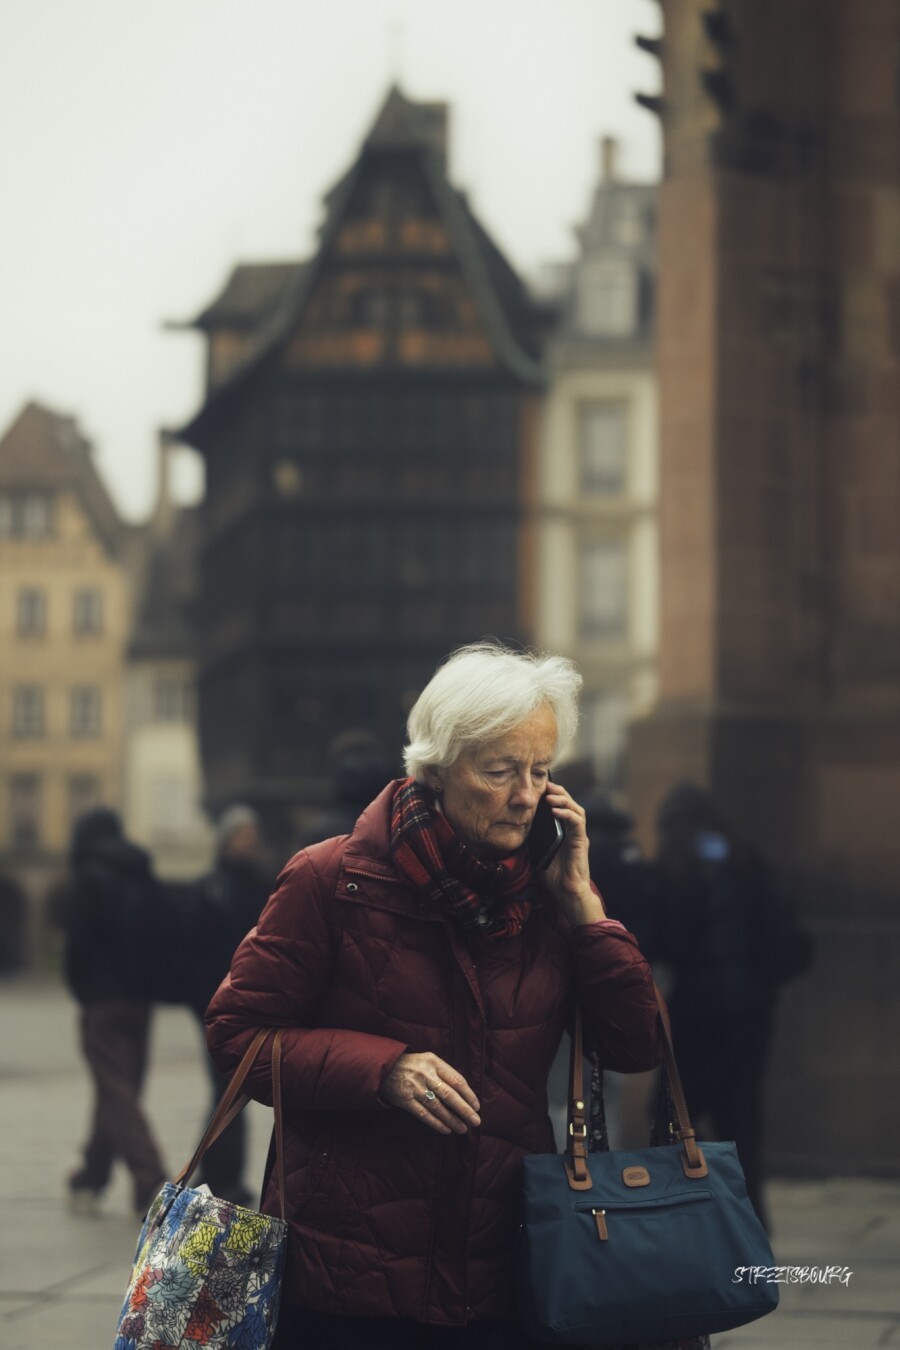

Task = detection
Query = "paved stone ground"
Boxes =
[1,975,898,1349]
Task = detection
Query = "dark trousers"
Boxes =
[273,1306,541,1350]
[191,1004,248,1199]
[75,1000,165,1206]
[671,1009,773,1232]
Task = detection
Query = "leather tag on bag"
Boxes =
[623,1166,651,1188]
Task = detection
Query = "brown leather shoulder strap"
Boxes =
[174,1029,289,1211]
[567,984,708,1184]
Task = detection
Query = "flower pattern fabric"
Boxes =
[114,1182,286,1350]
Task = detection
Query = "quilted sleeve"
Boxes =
[569,922,663,1072]
[205,849,409,1112]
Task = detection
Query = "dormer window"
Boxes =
[576,259,638,337]
[612,196,644,247]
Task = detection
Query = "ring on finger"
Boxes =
[423,1089,437,1103]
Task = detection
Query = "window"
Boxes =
[579,404,628,493]
[582,691,629,787]
[576,259,638,337]
[580,539,628,640]
[70,686,101,738]
[12,686,44,738]
[274,391,326,455]
[153,678,191,723]
[0,493,53,538]
[17,588,47,636]
[73,588,103,636]
[22,495,51,536]
[332,522,387,590]
[357,289,391,328]
[10,774,41,846]
[612,196,644,247]
[272,521,327,591]
[68,774,100,829]
[459,522,516,592]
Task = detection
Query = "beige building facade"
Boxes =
[0,403,128,958]
[535,141,659,787]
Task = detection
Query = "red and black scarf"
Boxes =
[390,777,535,938]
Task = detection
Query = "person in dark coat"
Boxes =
[206,642,662,1348]
[648,782,814,1232]
[583,790,658,949]
[300,731,395,847]
[189,804,272,1205]
[62,808,166,1215]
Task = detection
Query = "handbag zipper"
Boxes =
[577,1190,713,1244]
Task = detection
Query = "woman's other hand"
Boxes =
[381,1052,481,1136]
[542,780,606,926]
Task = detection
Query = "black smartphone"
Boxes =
[528,788,566,870]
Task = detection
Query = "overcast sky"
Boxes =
[1,0,661,519]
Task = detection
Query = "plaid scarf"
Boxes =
[390,778,536,938]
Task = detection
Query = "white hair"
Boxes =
[403,641,582,782]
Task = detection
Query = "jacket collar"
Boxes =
[340,778,405,880]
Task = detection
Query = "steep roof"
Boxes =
[365,84,449,162]
[177,86,544,446]
[0,401,123,556]
[182,262,307,331]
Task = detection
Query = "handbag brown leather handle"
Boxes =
[172,1027,287,1222]
[566,985,708,1191]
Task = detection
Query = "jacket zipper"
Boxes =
[343,868,402,884]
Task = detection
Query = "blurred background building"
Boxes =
[535,135,658,790]
[627,0,900,1173]
[0,403,129,963]
[172,87,548,849]
[0,406,213,965]
[123,434,213,878]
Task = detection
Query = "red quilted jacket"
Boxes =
[205,782,661,1326]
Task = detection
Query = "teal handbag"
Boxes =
[518,990,779,1346]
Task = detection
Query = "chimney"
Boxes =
[600,136,619,182]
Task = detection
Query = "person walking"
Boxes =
[62,808,166,1216]
[188,804,272,1205]
[648,782,813,1231]
[205,642,662,1348]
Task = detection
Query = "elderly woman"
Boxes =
[206,643,661,1350]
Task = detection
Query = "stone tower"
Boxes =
[628,0,900,1171]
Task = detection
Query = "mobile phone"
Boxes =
[528,789,566,870]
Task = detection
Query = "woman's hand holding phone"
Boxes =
[537,780,606,927]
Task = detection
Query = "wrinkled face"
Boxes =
[426,704,558,858]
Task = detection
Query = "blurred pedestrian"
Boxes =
[301,730,395,846]
[188,804,272,1205]
[649,782,813,1230]
[583,789,658,949]
[61,808,166,1216]
[583,790,662,1149]
[0,872,26,974]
